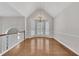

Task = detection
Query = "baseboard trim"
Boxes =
[54,32,79,55]
[26,35,54,39]
[53,36,79,56]
[1,34,78,56]
[0,39,24,56]
[26,35,78,55]
[27,36,79,55]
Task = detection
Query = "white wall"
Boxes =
[1,16,25,33]
[0,16,25,53]
[54,2,79,55]
[26,9,54,37]
[0,2,24,54]
[0,18,2,52]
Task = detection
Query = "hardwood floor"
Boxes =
[3,37,77,56]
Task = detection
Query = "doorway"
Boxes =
[31,20,49,36]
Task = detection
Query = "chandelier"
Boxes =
[34,14,46,22]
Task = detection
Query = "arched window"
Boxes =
[7,28,19,34]
[27,9,53,37]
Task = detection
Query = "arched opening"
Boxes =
[1,27,25,52]
[7,28,19,34]
[31,18,49,36]
[6,28,20,49]
[26,9,54,37]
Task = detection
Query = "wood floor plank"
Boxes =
[3,37,77,56]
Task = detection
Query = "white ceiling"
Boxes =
[41,2,72,17]
[0,2,72,17]
[8,2,72,18]
[0,2,22,16]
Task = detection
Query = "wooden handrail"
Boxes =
[0,30,25,36]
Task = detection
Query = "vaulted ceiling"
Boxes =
[0,2,72,18]
[0,2,22,16]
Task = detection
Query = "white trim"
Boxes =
[0,35,53,56]
[27,35,54,38]
[0,39,24,56]
[1,33,78,56]
[27,34,79,55]
[54,36,79,55]
[54,32,79,55]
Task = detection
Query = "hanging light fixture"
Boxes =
[33,9,46,22]
[38,16,42,22]
[34,14,45,22]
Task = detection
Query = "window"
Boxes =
[31,20,49,36]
